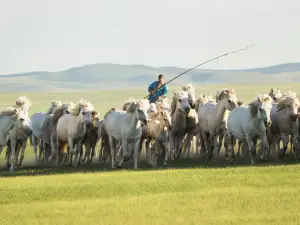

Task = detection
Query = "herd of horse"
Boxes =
[0,85,299,173]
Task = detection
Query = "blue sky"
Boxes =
[1,0,299,74]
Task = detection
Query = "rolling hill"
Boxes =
[0,62,299,92]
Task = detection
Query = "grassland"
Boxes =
[1,84,300,225]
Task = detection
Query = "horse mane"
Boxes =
[122,98,134,111]
[52,104,66,125]
[71,99,94,116]
[195,94,207,112]
[0,107,17,117]
[277,91,299,112]
[125,99,149,114]
[104,108,116,119]
[216,88,235,102]
[181,84,196,92]
[248,94,272,118]
[46,100,62,114]
[0,96,31,117]
[170,92,179,115]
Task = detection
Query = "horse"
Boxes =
[227,94,273,165]
[82,111,100,164]
[268,88,284,103]
[103,99,150,169]
[169,90,191,160]
[0,96,32,172]
[268,91,300,160]
[5,119,32,169]
[55,99,94,167]
[42,102,74,164]
[97,119,110,163]
[198,89,238,163]
[30,101,62,163]
[144,108,172,167]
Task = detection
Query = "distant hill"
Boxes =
[0,62,299,92]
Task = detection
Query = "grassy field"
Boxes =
[1,83,300,225]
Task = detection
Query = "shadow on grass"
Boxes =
[1,152,299,178]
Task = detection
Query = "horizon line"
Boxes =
[1,61,299,76]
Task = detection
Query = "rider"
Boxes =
[147,74,168,103]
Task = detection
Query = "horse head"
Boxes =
[159,109,172,130]
[217,89,238,111]
[257,94,273,127]
[133,99,150,125]
[174,91,191,114]
[181,84,196,109]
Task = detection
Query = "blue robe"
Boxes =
[147,81,168,103]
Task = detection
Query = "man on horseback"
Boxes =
[147,74,168,103]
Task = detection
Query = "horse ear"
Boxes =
[271,88,274,92]
[257,95,262,102]
[174,91,178,95]
[193,84,196,89]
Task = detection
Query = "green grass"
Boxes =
[1,84,300,225]
[1,166,300,225]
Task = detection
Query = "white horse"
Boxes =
[227,94,273,165]
[30,101,62,163]
[55,99,94,167]
[103,99,150,169]
[198,89,238,163]
[169,90,191,160]
[0,96,32,172]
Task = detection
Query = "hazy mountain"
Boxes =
[0,62,299,92]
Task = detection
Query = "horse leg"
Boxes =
[291,133,299,161]
[260,133,269,161]
[18,139,27,167]
[133,139,141,169]
[195,133,201,156]
[162,139,169,167]
[38,138,44,162]
[245,135,255,165]
[212,135,219,161]
[223,131,229,158]
[278,134,289,159]
[186,133,192,159]
[48,132,56,163]
[218,133,224,156]
[169,132,175,160]
[91,145,96,163]
[227,130,235,162]
[151,141,160,168]
[10,137,17,172]
[5,143,11,169]
[237,139,242,157]
[109,136,116,169]
[85,143,92,164]
[32,135,38,164]
[145,138,152,166]
[175,134,185,160]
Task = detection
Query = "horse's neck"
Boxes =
[215,101,227,121]
[173,110,186,129]
[251,116,265,132]
[76,112,86,130]
[127,112,140,131]
[158,117,168,133]
[0,117,16,145]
